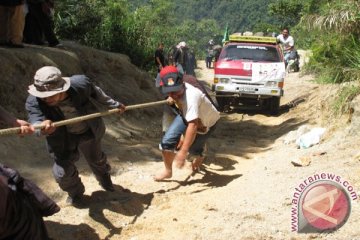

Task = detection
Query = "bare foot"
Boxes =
[192,157,204,172]
[153,170,172,181]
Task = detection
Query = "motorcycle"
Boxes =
[285,50,300,73]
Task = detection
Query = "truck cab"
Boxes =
[213,34,285,114]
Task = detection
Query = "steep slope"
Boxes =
[0,41,161,119]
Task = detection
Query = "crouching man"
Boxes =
[154,66,220,181]
[26,66,126,204]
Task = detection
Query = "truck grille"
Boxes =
[231,77,251,81]
[232,79,264,86]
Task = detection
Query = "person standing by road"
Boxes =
[24,0,61,47]
[154,66,220,181]
[25,66,126,205]
[206,39,215,68]
[0,0,25,48]
[186,48,196,76]
[174,41,188,74]
[205,46,214,68]
[276,28,294,64]
[155,42,166,73]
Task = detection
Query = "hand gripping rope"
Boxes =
[0,100,167,136]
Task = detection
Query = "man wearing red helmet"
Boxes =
[154,66,220,181]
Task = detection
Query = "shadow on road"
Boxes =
[209,115,308,164]
[48,185,154,240]
[218,95,308,117]
[46,221,99,240]
[185,168,242,193]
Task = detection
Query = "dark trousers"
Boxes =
[24,3,59,46]
[206,56,213,68]
[52,131,111,198]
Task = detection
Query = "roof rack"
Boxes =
[229,35,277,44]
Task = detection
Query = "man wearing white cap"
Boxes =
[26,66,126,205]
[174,41,188,74]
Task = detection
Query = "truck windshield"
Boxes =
[219,44,280,62]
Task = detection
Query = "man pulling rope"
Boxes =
[25,66,126,205]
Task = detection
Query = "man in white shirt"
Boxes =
[277,28,294,63]
[154,66,220,181]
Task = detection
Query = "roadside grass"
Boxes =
[331,41,360,115]
[333,84,360,115]
[306,35,360,115]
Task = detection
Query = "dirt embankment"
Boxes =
[1,45,360,240]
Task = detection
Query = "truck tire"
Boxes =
[269,97,280,115]
[216,96,230,112]
[294,63,300,72]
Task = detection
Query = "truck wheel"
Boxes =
[294,64,300,72]
[216,97,229,112]
[269,97,280,115]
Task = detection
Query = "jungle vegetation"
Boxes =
[54,0,360,87]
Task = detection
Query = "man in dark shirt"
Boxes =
[0,105,59,240]
[0,164,60,240]
[26,66,126,205]
[155,43,165,73]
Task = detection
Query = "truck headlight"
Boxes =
[219,78,231,84]
[265,81,277,87]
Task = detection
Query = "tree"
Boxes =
[268,0,304,28]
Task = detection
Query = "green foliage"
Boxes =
[170,0,279,33]
[290,0,360,114]
[55,0,163,67]
[52,0,360,114]
[299,0,360,83]
[301,0,360,36]
[54,1,103,43]
[306,33,342,83]
[55,0,224,69]
[252,22,278,34]
[177,19,221,53]
[117,0,281,40]
[268,0,303,28]
[54,0,295,70]
[342,37,360,82]
[290,25,313,49]
[263,0,316,49]
[267,0,330,48]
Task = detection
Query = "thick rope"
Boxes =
[0,100,167,136]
